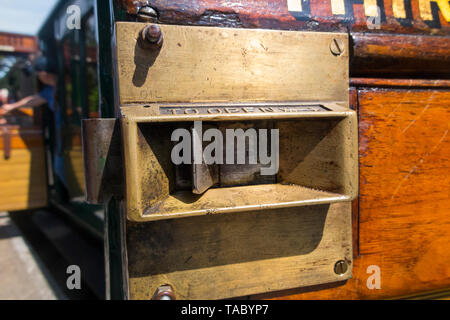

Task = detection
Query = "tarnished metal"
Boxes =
[137,24,163,50]
[137,6,158,23]
[116,23,349,104]
[192,161,218,194]
[82,119,123,204]
[128,201,353,299]
[152,285,175,300]
[120,102,358,222]
[191,124,219,194]
[334,260,349,275]
[117,0,450,78]
[114,23,358,299]
[115,24,356,222]
[330,38,345,56]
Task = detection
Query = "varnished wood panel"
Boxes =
[358,89,450,257]
[119,0,450,35]
[352,34,450,61]
[351,78,450,88]
[252,86,450,299]
[351,33,450,78]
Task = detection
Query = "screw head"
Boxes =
[137,6,158,22]
[330,38,345,56]
[152,285,175,300]
[138,24,164,49]
[334,260,348,275]
[145,24,162,42]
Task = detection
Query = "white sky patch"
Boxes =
[0,0,58,35]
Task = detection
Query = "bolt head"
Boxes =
[137,6,158,22]
[146,24,162,42]
[138,24,164,49]
[152,285,175,300]
[334,260,348,275]
[138,6,158,17]
[330,38,345,56]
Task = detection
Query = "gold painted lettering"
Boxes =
[287,0,303,12]
[392,0,407,18]
[419,0,450,22]
[331,0,346,15]
[364,0,379,17]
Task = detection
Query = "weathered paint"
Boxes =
[119,0,450,35]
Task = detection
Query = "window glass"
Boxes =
[84,14,99,118]
[62,33,81,125]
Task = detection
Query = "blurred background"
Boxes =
[0,0,104,300]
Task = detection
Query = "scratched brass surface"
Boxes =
[115,23,349,104]
[127,202,353,299]
[114,24,357,299]
[120,103,358,222]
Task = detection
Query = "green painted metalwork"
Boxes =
[78,21,89,120]
[37,0,125,299]
[95,0,115,118]
[39,1,105,240]
[96,0,126,300]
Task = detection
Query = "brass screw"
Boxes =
[330,38,345,56]
[334,260,348,275]
[138,24,164,49]
[152,285,175,300]
[145,24,162,43]
[137,6,158,23]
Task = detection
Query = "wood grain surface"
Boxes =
[252,85,450,299]
[351,78,450,88]
[119,0,450,35]
[351,33,450,78]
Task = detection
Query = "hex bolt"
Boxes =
[138,24,164,50]
[137,6,158,23]
[146,24,162,43]
[330,38,345,56]
[152,285,175,300]
[334,260,348,275]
